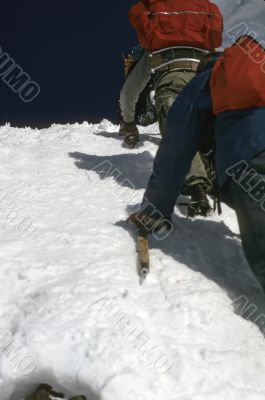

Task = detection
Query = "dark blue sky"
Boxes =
[0,1,137,127]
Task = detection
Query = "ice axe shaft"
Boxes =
[137,229,150,280]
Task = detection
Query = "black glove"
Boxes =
[123,132,139,148]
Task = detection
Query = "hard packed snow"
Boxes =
[2,1,265,398]
[0,120,265,400]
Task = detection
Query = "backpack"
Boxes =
[129,0,223,51]
[210,36,265,115]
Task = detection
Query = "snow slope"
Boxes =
[2,2,265,399]
[1,121,265,400]
[217,0,265,46]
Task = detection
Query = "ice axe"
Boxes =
[137,228,150,282]
[127,214,150,282]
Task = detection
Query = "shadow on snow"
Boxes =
[69,150,154,190]
[69,150,265,336]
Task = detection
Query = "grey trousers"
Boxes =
[119,51,151,123]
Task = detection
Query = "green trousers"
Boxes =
[155,70,210,191]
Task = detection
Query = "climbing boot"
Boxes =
[187,183,212,217]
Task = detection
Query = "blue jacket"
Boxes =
[143,65,265,219]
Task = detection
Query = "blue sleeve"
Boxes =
[142,71,211,219]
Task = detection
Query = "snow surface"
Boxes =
[1,120,265,400]
[2,1,265,399]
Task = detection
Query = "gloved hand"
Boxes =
[119,120,140,148]
[128,211,172,236]
[123,132,139,148]
[119,120,139,136]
